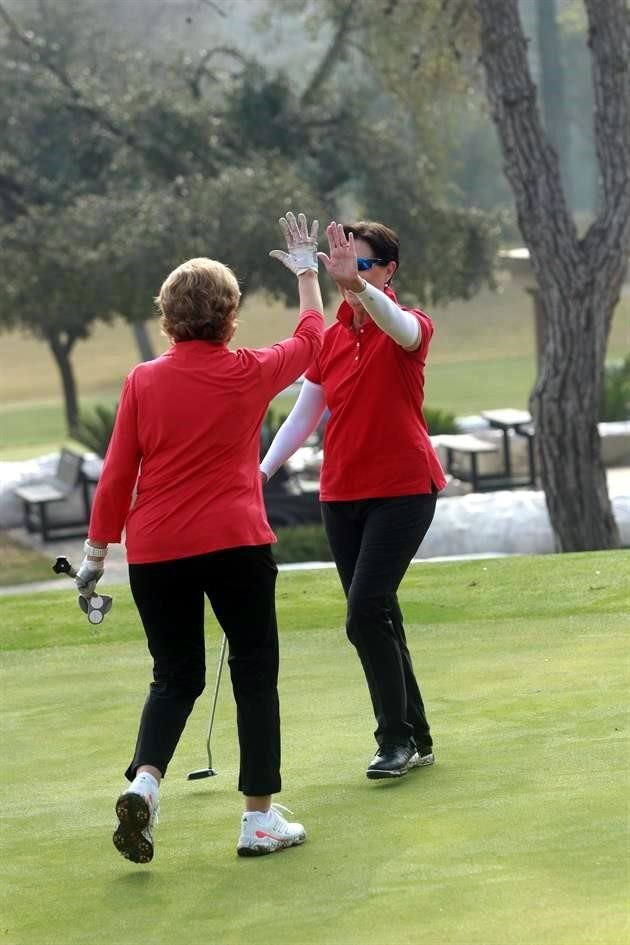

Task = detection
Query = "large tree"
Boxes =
[327,0,627,552]
[474,0,629,550]
[1,197,121,433]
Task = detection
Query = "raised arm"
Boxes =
[270,210,324,316]
[351,280,420,350]
[252,211,325,396]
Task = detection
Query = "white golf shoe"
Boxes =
[408,748,435,768]
[113,779,159,864]
[237,803,306,857]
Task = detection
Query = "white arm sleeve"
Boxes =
[354,280,421,349]
[260,379,327,480]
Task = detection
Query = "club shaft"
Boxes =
[206,634,227,765]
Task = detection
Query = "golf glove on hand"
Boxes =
[269,211,319,276]
[75,542,107,598]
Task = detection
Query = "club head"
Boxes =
[78,594,113,625]
[186,767,218,780]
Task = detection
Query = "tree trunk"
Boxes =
[475,0,629,551]
[130,320,155,362]
[47,332,80,435]
[531,283,619,549]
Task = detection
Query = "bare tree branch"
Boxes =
[582,0,630,258]
[186,45,247,99]
[300,0,354,108]
[199,0,227,14]
[475,0,578,282]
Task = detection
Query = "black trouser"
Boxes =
[126,545,281,796]
[321,493,437,750]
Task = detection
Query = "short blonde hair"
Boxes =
[157,257,241,343]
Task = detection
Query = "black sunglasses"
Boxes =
[357,257,388,271]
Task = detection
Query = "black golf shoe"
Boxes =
[366,740,418,780]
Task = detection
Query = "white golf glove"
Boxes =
[75,541,107,598]
[269,211,319,275]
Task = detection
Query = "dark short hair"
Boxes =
[342,221,400,271]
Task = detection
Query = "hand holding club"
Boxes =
[52,555,113,627]
[75,557,104,598]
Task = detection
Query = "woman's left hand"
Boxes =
[318,223,365,293]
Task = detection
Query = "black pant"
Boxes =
[126,545,281,796]
[321,493,437,749]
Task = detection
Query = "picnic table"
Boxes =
[480,409,536,488]
[434,408,537,493]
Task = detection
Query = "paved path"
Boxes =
[0,529,510,597]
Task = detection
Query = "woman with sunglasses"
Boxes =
[261,220,446,780]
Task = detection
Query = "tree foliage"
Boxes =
[0,0,499,434]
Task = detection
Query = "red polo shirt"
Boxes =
[88,309,324,563]
[305,290,446,501]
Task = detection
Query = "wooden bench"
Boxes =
[14,448,92,541]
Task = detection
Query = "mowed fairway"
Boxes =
[1,552,629,945]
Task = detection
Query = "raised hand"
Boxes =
[269,211,319,276]
[317,222,364,292]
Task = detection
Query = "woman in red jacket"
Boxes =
[75,213,325,862]
[262,221,446,781]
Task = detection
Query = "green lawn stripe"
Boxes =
[1,552,629,945]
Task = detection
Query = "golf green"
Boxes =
[1,552,628,945]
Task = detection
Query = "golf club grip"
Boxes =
[52,556,78,578]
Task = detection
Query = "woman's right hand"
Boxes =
[318,222,365,293]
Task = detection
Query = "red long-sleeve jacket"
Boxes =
[88,309,324,563]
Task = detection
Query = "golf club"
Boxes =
[52,556,113,626]
[187,633,227,780]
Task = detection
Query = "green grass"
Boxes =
[1,552,629,945]
[0,287,627,460]
[0,397,119,460]
[425,355,536,415]
[0,532,58,586]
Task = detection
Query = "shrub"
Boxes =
[74,403,117,458]
[260,407,288,455]
[423,406,458,434]
[600,355,630,422]
[272,524,332,564]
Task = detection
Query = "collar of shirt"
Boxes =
[166,339,226,358]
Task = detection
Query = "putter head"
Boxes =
[78,594,113,626]
[187,768,218,780]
